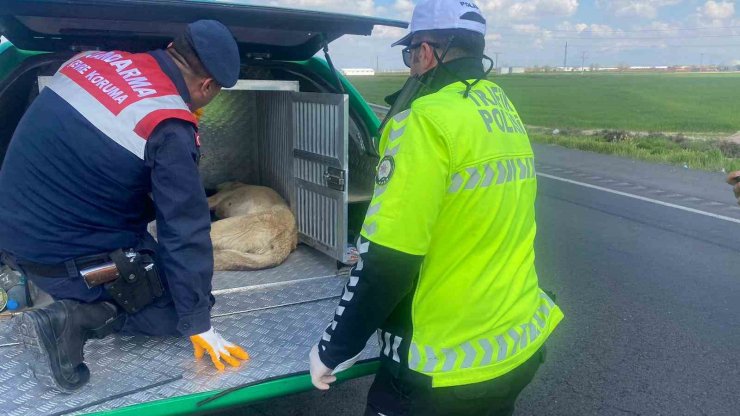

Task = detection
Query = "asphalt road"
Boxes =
[228,144,740,416]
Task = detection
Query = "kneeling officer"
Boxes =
[0,20,247,392]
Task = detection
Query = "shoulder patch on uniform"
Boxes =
[376,156,395,186]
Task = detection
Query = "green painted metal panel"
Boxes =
[0,43,45,81]
[89,360,379,416]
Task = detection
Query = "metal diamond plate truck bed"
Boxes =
[0,246,379,416]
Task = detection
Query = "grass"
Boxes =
[348,75,407,108]
[348,72,740,172]
[348,72,740,133]
[530,133,740,173]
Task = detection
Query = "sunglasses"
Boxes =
[402,42,440,68]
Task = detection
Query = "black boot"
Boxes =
[18,300,123,393]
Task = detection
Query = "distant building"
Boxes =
[554,67,592,72]
[341,68,375,76]
[497,67,526,75]
[495,64,727,74]
[380,69,411,75]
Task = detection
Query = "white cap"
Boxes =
[392,0,487,47]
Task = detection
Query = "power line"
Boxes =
[555,34,740,41]
[490,24,740,34]
[489,38,740,49]
[490,33,740,41]
[572,43,740,49]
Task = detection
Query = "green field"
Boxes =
[348,73,740,133]
[348,72,740,172]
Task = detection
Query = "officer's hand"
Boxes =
[309,344,336,390]
[727,171,740,205]
[190,327,249,371]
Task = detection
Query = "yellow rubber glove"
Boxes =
[190,327,249,371]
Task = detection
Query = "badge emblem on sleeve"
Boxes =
[376,156,395,185]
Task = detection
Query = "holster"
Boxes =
[102,249,164,314]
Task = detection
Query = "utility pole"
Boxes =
[581,51,587,75]
[376,55,379,73]
[490,52,502,75]
[563,42,568,70]
[700,53,704,72]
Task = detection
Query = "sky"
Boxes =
[255,0,740,70]
[3,1,738,70]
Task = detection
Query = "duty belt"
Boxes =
[0,251,111,278]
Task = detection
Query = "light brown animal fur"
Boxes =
[207,182,298,271]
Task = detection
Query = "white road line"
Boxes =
[537,172,740,225]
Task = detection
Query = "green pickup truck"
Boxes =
[0,1,405,415]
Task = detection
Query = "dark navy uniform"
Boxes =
[0,49,213,336]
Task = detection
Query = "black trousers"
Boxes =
[2,237,184,337]
[365,347,546,416]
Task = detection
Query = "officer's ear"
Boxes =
[419,42,438,71]
[200,77,221,97]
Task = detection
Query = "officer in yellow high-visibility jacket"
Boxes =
[309,1,563,414]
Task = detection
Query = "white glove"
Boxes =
[309,344,337,390]
[190,327,249,371]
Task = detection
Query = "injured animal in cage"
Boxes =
[148,182,298,271]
